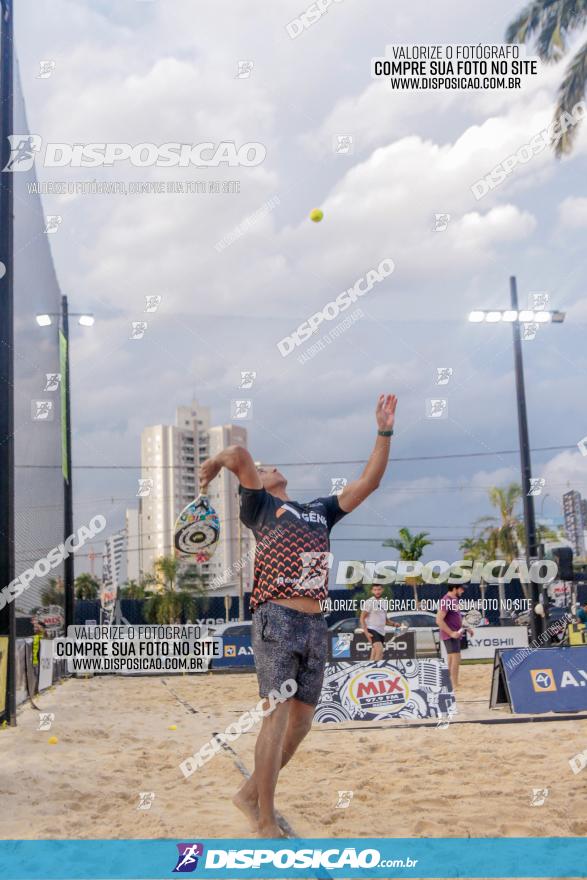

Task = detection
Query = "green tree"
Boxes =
[143,590,200,625]
[74,573,100,600]
[506,0,587,155]
[459,534,491,604]
[41,577,64,606]
[119,580,146,600]
[476,484,524,562]
[383,528,433,603]
[154,556,179,591]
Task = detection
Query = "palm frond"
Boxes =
[553,40,587,156]
[505,0,562,47]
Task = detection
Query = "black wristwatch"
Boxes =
[378,429,393,437]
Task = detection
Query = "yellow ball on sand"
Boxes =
[309,208,323,223]
[48,736,58,745]
[168,724,177,731]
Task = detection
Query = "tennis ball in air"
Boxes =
[168,724,177,731]
[309,208,323,223]
[48,736,58,745]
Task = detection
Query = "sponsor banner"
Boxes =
[212,634,255,669]
[0,837,584,878]
[314,659,454,723]
[439,626,528,660]
[38,638,54,691]
[497,646,587,714]
[329,631,416,661]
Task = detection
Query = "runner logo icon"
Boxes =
[173,843,204,872]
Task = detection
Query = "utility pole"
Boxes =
[510,276,542,640]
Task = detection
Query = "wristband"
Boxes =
[378,429,393,437]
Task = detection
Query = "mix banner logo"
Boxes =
[314,659,454,723]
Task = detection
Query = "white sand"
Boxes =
[2,665,586,844]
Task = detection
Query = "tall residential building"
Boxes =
[207,424,253,595]
[102,530,126,592]
[563,490,586,557]
[136,400,252,594]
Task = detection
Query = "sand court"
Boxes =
[2,665,587,843]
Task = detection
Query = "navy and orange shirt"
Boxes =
[239,486,347,611]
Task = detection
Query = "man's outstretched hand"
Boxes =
[376,394,397,432]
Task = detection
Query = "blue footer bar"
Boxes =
[0,838,586,879]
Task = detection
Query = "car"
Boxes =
[328,612,440,657]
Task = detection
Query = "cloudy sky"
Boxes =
[15,0,587,576]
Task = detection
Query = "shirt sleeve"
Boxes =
[238,486,273,529]
[316,495,348,531]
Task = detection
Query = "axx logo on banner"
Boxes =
[496,646,587,714]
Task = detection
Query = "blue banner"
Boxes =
[211,635,254,669]
[0,838,586,878]
[500,646,587,714]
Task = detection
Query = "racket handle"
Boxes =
[200,483,208,496]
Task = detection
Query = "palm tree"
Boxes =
[143,590,200,625]
[41,577,64,606]
[74,573,100,600]
[383,528,432,604]
[119,580,146,600]
[143,556,209,623]
[459,534,491,604]
[476,484,524,562]
[154,556,179,591]
[506,0,587,155]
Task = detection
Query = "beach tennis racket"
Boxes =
[174,483,220,562]
[461,608,483,629]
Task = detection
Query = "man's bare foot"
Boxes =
[257,821,284,838]
[232,787,259,832]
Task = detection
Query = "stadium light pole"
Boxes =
[36,297,94,633]
[468,277,565,642]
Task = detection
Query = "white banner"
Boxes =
[441,626,528,660]
[38,638,54,691]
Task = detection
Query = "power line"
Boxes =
[14,443,577,469]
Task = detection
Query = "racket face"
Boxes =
[463,609,482,627]
[174,495,220,562]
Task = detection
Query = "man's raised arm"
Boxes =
[338,394,397,513]
[199,445,262,490]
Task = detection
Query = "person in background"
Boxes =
[435,584,473,690]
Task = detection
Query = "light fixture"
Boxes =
[35,314,52,326]
[518,310,534,322]
[534,311,550,323]
[78,314,95,327]
[485,311,502,323]
[468,310,485,322]
[502,310,518,322]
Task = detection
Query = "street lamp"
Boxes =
[468,277,566,642]
[36,295,94,633]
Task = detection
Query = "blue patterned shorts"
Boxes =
[252,602,328,706]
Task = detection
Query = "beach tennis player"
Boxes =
[199,393,397,837]
[360,583,401,661]
[436,584,474,690]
